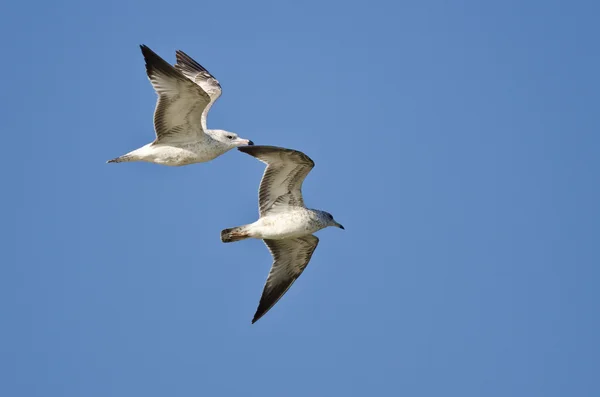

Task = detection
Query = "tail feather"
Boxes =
[107,154,134,164]
[221,226,250,243]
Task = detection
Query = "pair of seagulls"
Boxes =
[109,45,344,323]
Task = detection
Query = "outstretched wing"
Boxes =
[174,50,222,131]
[140,45,210,143]
[238,146,315,217]
[252,235,320,324]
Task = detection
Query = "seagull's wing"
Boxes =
[238,146,315,216]
[252,235,319,324]
[174,50,222,132]
[140,45,211,144]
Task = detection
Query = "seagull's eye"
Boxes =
[227,136,234,140]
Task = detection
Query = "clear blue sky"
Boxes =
[2,0,599,396]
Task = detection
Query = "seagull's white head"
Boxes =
[318,211,345,230]
[209,129,254,149]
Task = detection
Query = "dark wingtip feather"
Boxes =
[237,145,283,155]
[238,145,314,167]
[251,310,264,324]
[139,44,155,58]
[175,49,210,74]
[139,44,182,80]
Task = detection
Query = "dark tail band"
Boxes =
[221,227,250,243]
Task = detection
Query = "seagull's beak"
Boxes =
[335,222,345,230]
[234,138,254,146]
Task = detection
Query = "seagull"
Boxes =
[107,45,253,166]
[221,145,344,323]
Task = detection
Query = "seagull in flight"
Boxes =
[221,146,344,323]
[108,45,253,166]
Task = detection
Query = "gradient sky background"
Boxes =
[2,0,599,396]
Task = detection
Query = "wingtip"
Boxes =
[140,44,157,58]
[237,145,314,166]
[251,307,269,324]
[174,49,186,62]
[237,145,271,153]
[174,49,212,75]
[138,45,184,81]
[139,44,153,61]
[237,145,256,155]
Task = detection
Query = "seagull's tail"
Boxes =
[221,226,250,243]
[107,154,134,164]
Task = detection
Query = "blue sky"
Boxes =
[2,0,599,395]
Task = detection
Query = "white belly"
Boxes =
[249,211,321,240]
[135,142,226,166]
